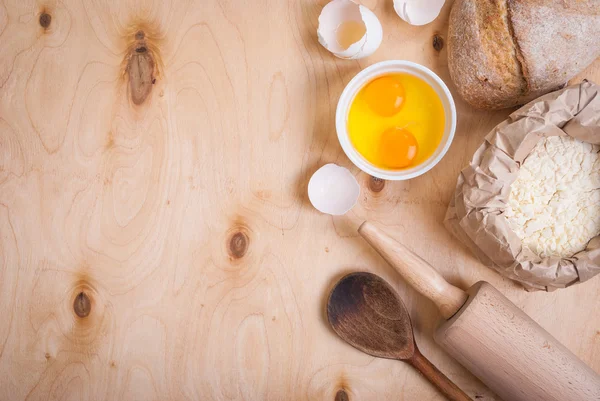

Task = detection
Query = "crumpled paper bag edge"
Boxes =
[445,80,600,291]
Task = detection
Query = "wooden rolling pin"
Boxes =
[359,221,600,401]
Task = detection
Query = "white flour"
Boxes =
[504,136,600,258]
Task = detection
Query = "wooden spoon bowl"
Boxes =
[327,272,472,401]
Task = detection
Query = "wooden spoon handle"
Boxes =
[358,221,468,319]
[409,349,473,401]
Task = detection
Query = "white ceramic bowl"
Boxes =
[336,60,457,180]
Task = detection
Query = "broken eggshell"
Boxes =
[393,0,445,26]
[308,164,360,215]
[317,0,383,59]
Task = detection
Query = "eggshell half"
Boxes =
[393,0,445,26]
[317,0,383,59]
[308,164,360,215]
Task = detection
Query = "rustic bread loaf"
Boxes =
[448,0,600,110]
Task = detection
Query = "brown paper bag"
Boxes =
[445,81,600,290]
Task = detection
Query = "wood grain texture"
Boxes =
[327,272,416,361]
[0,0,599,400]
[436,282,600,401]
[327,272,472,401]
[356,223,600,400]
[409,350,472,401]
[359,221,468,319]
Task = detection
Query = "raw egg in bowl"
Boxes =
[336,60,456,180]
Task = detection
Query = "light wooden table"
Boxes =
[1,1,599,400]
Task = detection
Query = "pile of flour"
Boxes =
[504,136,600,258]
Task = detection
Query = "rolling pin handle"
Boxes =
[358,221,468,319]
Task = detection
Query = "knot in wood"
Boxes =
[368,176,385,193]
[335,389,349,401]
[128,50,154,105]
[73,291,91,318]
[228,231,249,259]
[39,13,51,29]
[432,34,444,52]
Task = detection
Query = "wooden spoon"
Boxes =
[327,272,472,401]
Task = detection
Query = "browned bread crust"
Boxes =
[448,0,600,110]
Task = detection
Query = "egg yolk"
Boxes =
[363,77,405,117]
[380,127,418,168]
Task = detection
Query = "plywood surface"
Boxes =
[1,1,599,400]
